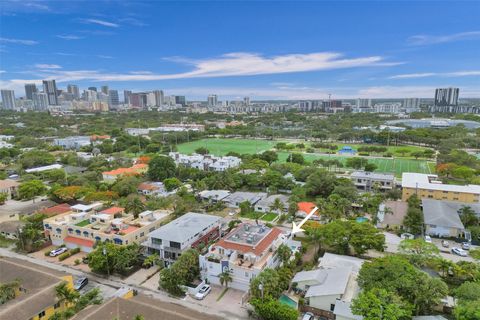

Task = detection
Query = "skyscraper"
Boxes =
[243,96,250,106]
[124,90,132,104]
[175,95,186,106]
[42,80,59,105]
[24,83,38,100]
[435,88,459,106]
[208,94,218,107]
[88,87,97,92]
[32,92,49,111]
[67,84,80,99]
[153,90,164,106]
[403,98,421,113]
[1,90,16,110]
[108,90,119,107]
[101,85,109,95]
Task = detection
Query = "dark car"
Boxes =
[74,277,88,291]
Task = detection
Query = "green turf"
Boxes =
[176,138,276,155]
[261,212,278,222]
[277,152,434,177]
[75,219,90,227]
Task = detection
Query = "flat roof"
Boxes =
[402,173,480,194]
[351,170,394,180]
[71,202,102,211]
[224,223,271,246]
[25,164,63,173]
[148,212,220,243]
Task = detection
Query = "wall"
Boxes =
[402,187,479,203]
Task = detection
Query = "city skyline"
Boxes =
[1,1,480,99]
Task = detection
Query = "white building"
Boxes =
[350,171,395,192]
[223,191,267,208]
[255,194,290,214]
[169,152,241,172]
[374,103,401,113]
[53,136,91,150]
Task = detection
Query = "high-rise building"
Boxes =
[108,90,119,107]
[124,90,132,104]
[322,100,344,113]
[244,96,250,106]
[83,90,98,102]
[101,85,109,95]
[175,95,186,106]
[435,88,459,107]
[42,80,59,105]
[32,92,49,110]
[88,87,97,92]
[1,90,16,110]
[357,98,372,108]
[24,83,38,100]
[129,93,147,108]
[67,84,80,99]
[208,94,218,107]
[403,98,421,113]
[153,90,164,106]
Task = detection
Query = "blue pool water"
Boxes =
[356,217,369,223]
[278,294,298,309]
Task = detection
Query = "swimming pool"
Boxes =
[278,294,298,309]
[356,217,369,223]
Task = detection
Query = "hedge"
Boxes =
[58,247,81,261]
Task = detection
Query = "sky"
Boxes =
[0,0,479,100]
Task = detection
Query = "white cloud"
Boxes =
[0,37,38,45]
[407,31,480,45]
[0,70,5,73]
[80,18,119,28]
[56,34,83,40]
[96,55,114,59]
[389,70,480,79]
[34,64,62,69]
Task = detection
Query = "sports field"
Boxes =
[177,138,435,176]
[278,152,434,177]
[176,138,276,155]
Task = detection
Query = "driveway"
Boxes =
[184,285,248,320]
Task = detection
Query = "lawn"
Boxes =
[261,212,279,222]
[75,219,90,227]
[277,152,434,177]
[176,138,276,155]
[0,235,15,248]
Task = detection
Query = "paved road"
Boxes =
[0,247,247,320]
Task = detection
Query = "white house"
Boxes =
[255,194,290,213]
[223,191,267,208]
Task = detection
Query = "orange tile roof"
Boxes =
[100,206,124,215]
[64,236,94,248]
[103,164,147,176]
[215,226,283,256]
[138,183,159,191]
[120,225,139,234]
[297,202,316,214]
[38,203,71,216]
[131,163,147,169]
[90,134,111,141]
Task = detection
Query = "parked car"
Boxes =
[452,247,468,257]
[462,242,471,250]
[400,233,414,240]
[424,235,432,243]
[302,312,315,320]
[74,277,88,291]
[49,247,68,257]
[194,285,211,300]
[442,240,449,248]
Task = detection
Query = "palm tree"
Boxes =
[269,198,285,214]
[55,281,79,306]
[436,258,453,277]
[219,271,233,288]
[125,196,145,219]
[0,279,20,304]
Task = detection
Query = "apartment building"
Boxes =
[200,222,297,291]
[143,212,221,265]
[169,152,241,171]
[44,204,169,252]
[350,171,395,192]
[401,173,480,203]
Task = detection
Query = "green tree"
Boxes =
[251,298,299,320]
[125,196,145,218]
[195,147,209,155]
[55,281,80,305]
[269,197,286,214]
[455,282,480,302]
[0,279,20,304]
[305,169,337,198]
[398,238,440,266]
[275,244,292,265]
[286,153,305,165]
[0,192,7,205]
[250,268,282,300]
[163,177,182,191]
[454,300,480,320]
[459,206,479,228]
[364,163,377,172]
[403,196,423,235]
[16,213,47,252]
[18,180,46,202]
[260,150,278,165]
[159,249,199,296]
[111,176,141,197]
[148,155,176,181]
[351,288,412,320]
[219,271,233,288]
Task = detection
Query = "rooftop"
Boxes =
[38,203,71,216]
[0,179,20,188]
[99,206,124,215]
[294,266,352,297]
[148,212,220,243]
[351,170,395,180]
[401,172,480,194]
[422,199,467,229]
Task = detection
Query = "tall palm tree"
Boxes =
[125,196,145,219]
[269,198,285,214]
[0,279,20,304]
[55,281,79,306]
[219,271,233,288]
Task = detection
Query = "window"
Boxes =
[245,272,249,277]
[38,311,46,318]
[170,241,181,249]
[152,238,162,245]
[330,304,335,311]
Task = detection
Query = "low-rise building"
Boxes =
[376,200,408,230]
[25,164,63,174]
[296,202,320,221]
[255,194,290,214]
[223,191,267,208]
[0,220,24,239]
[0,179,20,199]
[53,136,91,150]
[198,190,231,203]
[169,152,241,171]
[102,164,148,183]
[422,199,469,238]
[200,222,293,291]
[44,205,169,252]
[401,173,480,203]
[351,171,395,192]
[143,212,221,265]
[0,257,75,320]
[137,181,172,197]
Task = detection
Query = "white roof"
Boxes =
[422,199,466,230]
[401,173,480,194]
[25,164,63,173]
[304,267,352,297]
[334,300,363,320]
[351,170,394,180]
[319,253,365,273]
[71,202,102,211]
[198,190,231,200]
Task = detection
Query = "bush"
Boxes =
[74,259,81,265]
[71,247,81,254]
[44,250,51,256]
[58,251,71,261]
[358,152,370,156]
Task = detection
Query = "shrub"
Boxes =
[71,247,81,254]
[44,250,51,256]
[358,152,370,156]
[58,251,71,261]
[74,259,81,265]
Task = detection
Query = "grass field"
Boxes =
[176,138,276,155]
[177,138,435,177]
[277,152,434,177]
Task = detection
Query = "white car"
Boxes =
[49,247,68,257]
[194,285,211,300]
[451,247,468,257]
[400,233,414,240]
[424,235,432,243]
[302,312,315,320]
[462,242,471,250]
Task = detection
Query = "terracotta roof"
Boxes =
[119,225,138,234]
[0,179,20,189]
[138,183,159,191]
[102,164,147,176]
[298,202,316,214]
[38,203,71,216]
[100,206,124,215]
[131,163,147,169]
[215,227,283,256]
[64,236,94,248]
[90,134,110,141]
